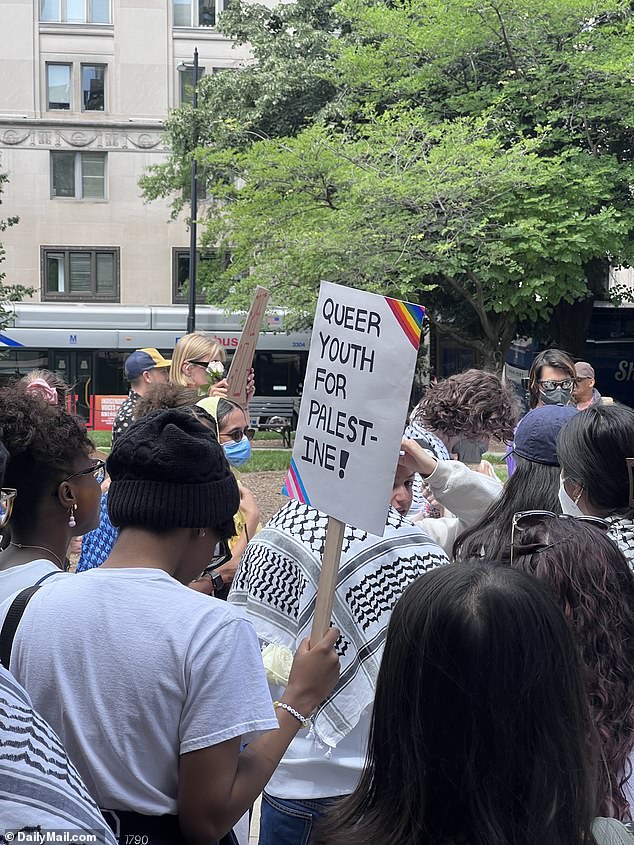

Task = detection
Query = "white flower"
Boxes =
[206,361,225,382]
[261,643,293,687]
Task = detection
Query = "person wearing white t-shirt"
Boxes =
[0,408,340,845]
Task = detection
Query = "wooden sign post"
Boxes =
[310,516,345,644]
[225,285,270,407]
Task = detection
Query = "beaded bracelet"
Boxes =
[273,700,310,729]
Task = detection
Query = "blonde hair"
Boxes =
[170,331,226,387]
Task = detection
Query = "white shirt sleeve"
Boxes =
[409,460,503,557]
[179,616,278,755]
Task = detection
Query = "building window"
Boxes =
[41,247,120,301]
[173,0,226,28]
[51,152,106,200]
[172,249,231,303]
[40,0,110,23]
[47,63,72,110]
[178,65,206,105]
[81,64,105,111]
[46,62,107,112]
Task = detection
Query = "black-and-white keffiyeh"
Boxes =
[403,417,451,516]
[605,513,634,570]
[229,500,448,748]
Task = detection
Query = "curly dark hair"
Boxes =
[133,384,199,421]
[413,370,518,441]
[0,383,93,530]
[511,518,634,819]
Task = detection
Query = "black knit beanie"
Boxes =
[107,408,240,530]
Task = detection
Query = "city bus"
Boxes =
[0,303,310,428]
[505,303,634,410]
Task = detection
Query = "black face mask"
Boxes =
[540,387,572,406]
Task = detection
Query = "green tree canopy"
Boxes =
[142,0,634,367]
[0,170,31,332]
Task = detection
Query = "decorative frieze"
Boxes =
[0,124,167,152]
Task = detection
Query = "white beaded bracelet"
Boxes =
[273,700,310,728]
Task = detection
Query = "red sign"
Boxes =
[93,395,127,430]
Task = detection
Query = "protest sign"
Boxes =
[225,286,270,406]
[283,282,424,536]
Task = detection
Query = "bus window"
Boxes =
[252,352,307,396]
[0,349,49,386]
[95,350,128,396]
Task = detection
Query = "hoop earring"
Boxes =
[68,505,77,528]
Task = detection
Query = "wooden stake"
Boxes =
[225,286,270,407]
[311,516,345,645]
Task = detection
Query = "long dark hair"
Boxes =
[557,404,634,516]
[528,348,576,409]
[453,456,561,562]
[320,564,597,845]
[511,519,634,819]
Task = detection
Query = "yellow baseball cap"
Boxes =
[124,348,171,379]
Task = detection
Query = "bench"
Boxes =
[249,398,297,448]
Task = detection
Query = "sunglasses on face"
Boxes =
[203,539,232,574]
[187,360,223,371]
[0,488,17,529]
[62,460,106,486]
[510,510,609,565]
[537,379,574,391]
[222,427,255,444]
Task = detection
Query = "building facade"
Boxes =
[0,0,250,306]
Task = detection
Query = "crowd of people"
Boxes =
[0,332,632,845]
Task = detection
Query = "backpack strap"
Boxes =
[0,585,41,668]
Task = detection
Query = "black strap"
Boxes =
[0,585,41,668]
[35,570,60,585]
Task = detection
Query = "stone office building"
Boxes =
[0,0,249,306]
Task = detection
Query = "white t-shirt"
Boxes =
[266,701,371,799]
[0,664,116,842]
[0,567,278,815]
[0,558,64,603]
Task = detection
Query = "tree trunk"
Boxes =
[548,258,608,357]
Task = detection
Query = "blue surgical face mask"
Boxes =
[223,436,252,467]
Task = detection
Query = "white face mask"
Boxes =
[558,477,585,516]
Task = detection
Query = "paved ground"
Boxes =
[241,470,288,524]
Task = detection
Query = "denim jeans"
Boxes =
[258,792,342,845]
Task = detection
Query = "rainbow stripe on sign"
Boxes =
[282,458,311,505]
[385,298,424,349]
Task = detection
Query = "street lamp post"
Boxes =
[187,48,199,334]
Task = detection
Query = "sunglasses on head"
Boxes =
[0,488,17,529]
[510,510,609,565]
